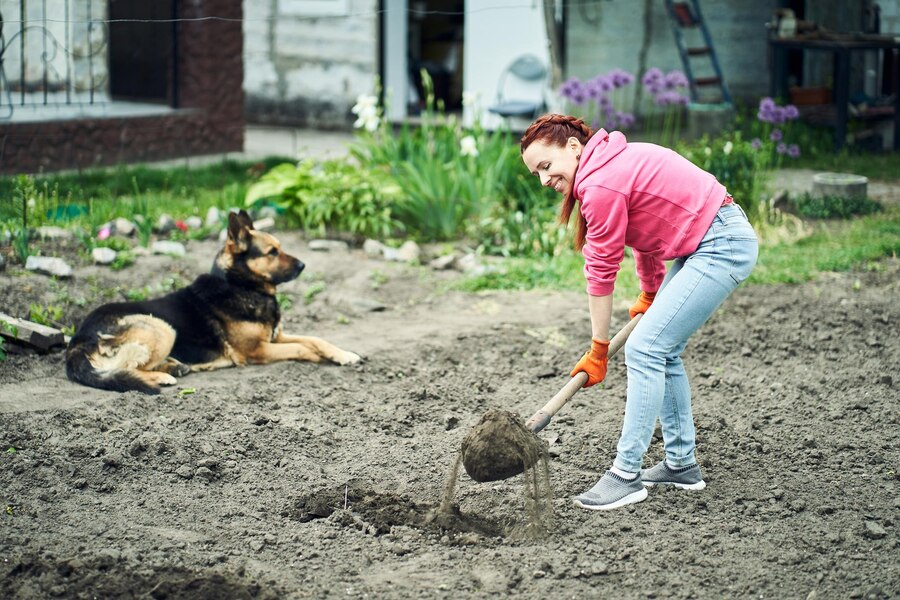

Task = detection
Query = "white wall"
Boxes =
[463,0,550,129]
[243,0,378,128]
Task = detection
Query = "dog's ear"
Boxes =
[227,211,253,251]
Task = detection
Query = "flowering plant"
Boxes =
[751,97,801,166]
[558,69,636,132]
[640,68,690,146]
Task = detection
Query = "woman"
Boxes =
[520,114,758,511]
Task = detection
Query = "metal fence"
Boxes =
[0,0,109,119]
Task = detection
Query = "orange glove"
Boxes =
[629,291,656,319]
[570,338,609,388]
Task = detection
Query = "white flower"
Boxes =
[351,94,378,115]
[704,146,712,156]
[462,91,481,107]
[723,141,733,155]
[354,114,380,131]
[460,135,479,157]
[351,94,381,131]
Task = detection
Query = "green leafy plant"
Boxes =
[0,337,6,362]
[303,281,325,304]
[29,304,65,328]
[677,132,769,220]
[246,160,403,240]
[276,293,294,312]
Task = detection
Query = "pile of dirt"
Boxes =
[0,232,897,599]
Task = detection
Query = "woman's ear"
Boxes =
[567,136,582,153]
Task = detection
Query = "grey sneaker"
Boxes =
[573,471,648,511]
[641,460,706,490]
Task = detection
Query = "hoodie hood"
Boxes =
[573,128,629,196]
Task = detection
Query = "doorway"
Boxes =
[407,1,464,113]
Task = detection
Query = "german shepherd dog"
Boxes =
[66,210,361,394]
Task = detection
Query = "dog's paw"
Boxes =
[159,374,178,386]
[336,351,362,366]
[171,362,191,377]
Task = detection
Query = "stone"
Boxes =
[812,172,868,200]
[195,467,216,481]
[185,216,203,230]
[91,247,117,265]
[253,217,276,231]
[175,464,194,479]
[155,214,176,234]
[363,239,384,258]
[24,256,73,278]
[151,241,186,258]
[429,254,457,270]
[863,521,887,540]
[309,239,349,252]
[257,206,279,220]
[0,253,6,271]
[382,246,400,261]
[396,240,420,262]
[113,217,135,236]
[205,206,222,228]
[36,226,72,240]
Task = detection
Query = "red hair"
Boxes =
[520,114,594,250]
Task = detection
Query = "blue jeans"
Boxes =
[613,202,758,473]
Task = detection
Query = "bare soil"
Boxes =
[1,232,898,599]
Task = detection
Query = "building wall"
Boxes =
[0,0,244,174]
[243,0,379,129]
[565,0,780,112]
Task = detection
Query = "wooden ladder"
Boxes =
[664,0,732,105]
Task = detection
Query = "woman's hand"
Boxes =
[629,291,656,319]
[571,338,610,387]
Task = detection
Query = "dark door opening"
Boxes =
[408,0,464,113]
[108,0,173,103]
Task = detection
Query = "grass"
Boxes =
[750,207,900,284]
[457,207,899,292]
[0,157,292,229]
[790,148,900,182]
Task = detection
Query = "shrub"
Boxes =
[677,132,768,219]
[792,194,883,219]
[245,160,404,240]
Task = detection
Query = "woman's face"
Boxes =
[521,137,583,197]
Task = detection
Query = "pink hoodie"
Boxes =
[574,129,727,296]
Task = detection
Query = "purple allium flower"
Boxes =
[559,77,584,100]
[751,138,763,149]
[769,128,783,142]
[784,104,800,120]
[664,70,689,90]
[609,68,634,88]
[570,87,587,105]
[592,75,613,93]
[787,144,801,158]
[776,142,788,155]
[598,94,612,108]
[759,97,776,113]
[641,67,663,87]
[617,111,636,128]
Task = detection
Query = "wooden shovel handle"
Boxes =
[525,314,642,433]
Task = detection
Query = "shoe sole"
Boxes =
[572,487,648,511]
[643,480,706,491]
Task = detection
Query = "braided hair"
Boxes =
[520,114,595,250]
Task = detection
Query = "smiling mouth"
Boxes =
[553,180,563,193]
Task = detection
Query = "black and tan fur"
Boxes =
[66,210,360,394]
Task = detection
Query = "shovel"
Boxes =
[460,314,641,483]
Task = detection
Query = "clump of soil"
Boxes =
[460,409,547,482]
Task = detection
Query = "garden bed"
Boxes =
[0,231,897,598]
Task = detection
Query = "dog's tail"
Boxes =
[65,343,161,395]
